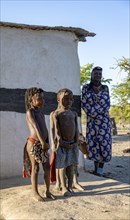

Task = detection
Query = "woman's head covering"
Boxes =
[92,66,102,73]
[91,66,103,83]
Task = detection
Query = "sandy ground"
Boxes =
[0,133,130,220]
[84,133,130,185]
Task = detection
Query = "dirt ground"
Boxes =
[84,133,130,185]
[0,133,130,220]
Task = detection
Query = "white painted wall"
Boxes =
[1,26,84,178]
[1,27,80,94]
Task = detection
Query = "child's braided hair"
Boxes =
[25,87,44,111]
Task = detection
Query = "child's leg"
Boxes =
[30,158,44,201]
[59,168,70,196]
[27,142,44,201]
[73,165,85,191]
[42,160,55,200]
[66,165,74,194]
[55,169,62,190]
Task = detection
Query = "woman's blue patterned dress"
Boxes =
[81,84,112,163]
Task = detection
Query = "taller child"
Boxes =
[23,87,55,201]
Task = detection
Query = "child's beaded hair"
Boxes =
[25,87,44,111]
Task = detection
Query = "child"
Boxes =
[50,88,79,196]
[23,87,55,202]
[50,113,86,191]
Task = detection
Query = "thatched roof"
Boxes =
[0,21,96,42]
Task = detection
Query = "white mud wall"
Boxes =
[1,26,84,178]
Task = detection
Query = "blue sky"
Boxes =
[1,0,129,95]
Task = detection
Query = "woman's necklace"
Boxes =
[93,85,102,93]
[92,84,102,103]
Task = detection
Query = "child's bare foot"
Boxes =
[44,191,56,200]
[73,183,85,191]
[32,192,44,202]
[68,188,75,195]
[62,188,71,197]
[55,184,62,191]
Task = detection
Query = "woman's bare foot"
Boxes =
[73,183,85,191]
[32,192,44,202]
[44,191,56,200]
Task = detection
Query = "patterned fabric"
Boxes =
[23,143,31,178]
[56,141,79,169]
[30,141,49,163]
[81,84,112,163]
[23,138,49,178]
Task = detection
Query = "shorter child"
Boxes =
[23,87,55,202]
[50,88,79,196]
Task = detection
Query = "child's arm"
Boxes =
[50,111,57,152]
[78,133,89,155]
[74,111,79,145]
[26,109,49,150]
[53,111,63,146]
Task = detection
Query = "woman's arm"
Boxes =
[81,84,96,117]
[81,85,88,114]
[96,85,111,114]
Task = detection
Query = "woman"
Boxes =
[81,66,112,176]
